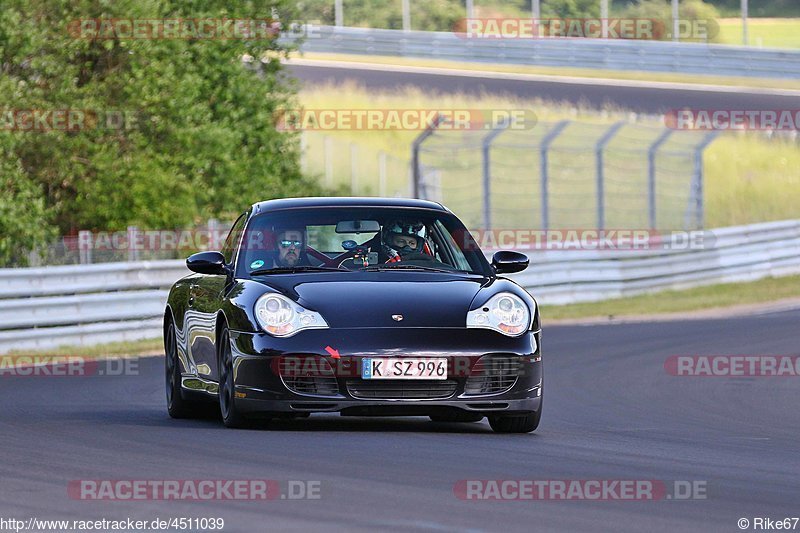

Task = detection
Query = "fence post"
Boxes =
[647,129,673,229]
[324,136,333,187]
[402,0,411,31]
[78,230,93,264]
[127,226,139,262]
[539,120,570,230]
[208,218,220,251]
[595,121,626,230]
[411,114,444,199]
[299,131,308,175]
[481,117,512,231]
[350,143,358,194]
[688,131,719,229]
[335,0,343,26]
[378,151,387,197]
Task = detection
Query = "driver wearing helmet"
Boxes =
[381,220,429,263]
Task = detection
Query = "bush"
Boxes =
[0,0,320,266]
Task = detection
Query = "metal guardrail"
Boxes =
[1,220,799,354]
[289,25,800,79]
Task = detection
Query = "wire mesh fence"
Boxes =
[301,132,413,198]
[415,119,718,231]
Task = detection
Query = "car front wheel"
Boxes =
[165,320,205,419]
[217,326,249,428]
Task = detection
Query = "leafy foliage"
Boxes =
[0,0,319,265]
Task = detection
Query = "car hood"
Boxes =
[258,273,490,328]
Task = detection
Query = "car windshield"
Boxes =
[234,207,492,277]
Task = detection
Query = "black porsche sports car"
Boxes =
[164,197,542,433]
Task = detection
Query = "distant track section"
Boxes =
[287,59,800,114]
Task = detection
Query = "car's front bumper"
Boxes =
[186,327,543,417]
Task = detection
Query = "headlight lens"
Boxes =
[254,293,328,337]
[467,292,531,337]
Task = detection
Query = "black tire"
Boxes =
[165,321,204,419]
[488,409,541,434]
[217,326,250,428]
[429,412,484,423]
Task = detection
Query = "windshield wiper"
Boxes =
[361,264,456,273]
[249,265,348,276]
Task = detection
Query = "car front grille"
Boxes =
[278,355,340,397]
[463,356,521,395]
[346,379,457,399]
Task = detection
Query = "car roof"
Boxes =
[252,197,449,214]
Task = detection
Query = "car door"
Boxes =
[187,213,247,381]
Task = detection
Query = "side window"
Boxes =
[434,220,471,271]
[221,214,247,265]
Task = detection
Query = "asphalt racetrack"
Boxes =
[287,61,800,114]
[1,310,798,532]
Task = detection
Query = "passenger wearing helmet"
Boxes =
[381,220,429,263]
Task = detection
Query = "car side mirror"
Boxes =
[186,251,228,275]
[492,251,529,274]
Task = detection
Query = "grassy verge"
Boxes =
[298,83,800,228]
[717,18,800,49]
[5,337,163,358]
[541,275,800,320]
[293,52,800,91]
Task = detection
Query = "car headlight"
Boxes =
[466,292,532,337]
[254,293,329,337]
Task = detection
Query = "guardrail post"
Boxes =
[595,121,626,230]
[481,117,512,231]
[78,230,93,264]
[378,151,387,196]
[647,129,673,229]
[687,131,720,229]
[539,120,570,230]
[411,114,444,199]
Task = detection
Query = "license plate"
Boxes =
[361,358,447,380]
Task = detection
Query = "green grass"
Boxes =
[299,83,800,229]
[717,18,800,48]
[6,337,163,358]
[542,274,800,320]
